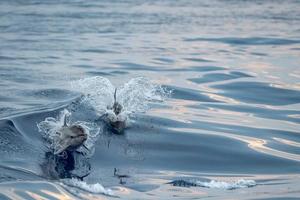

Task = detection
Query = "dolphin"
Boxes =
[42,150,91,180]
[106,88,126,133]
[54,115,88,155]
[112,88,123,115]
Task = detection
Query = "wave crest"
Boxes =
[170,178,256,190]
[61,178,114,196]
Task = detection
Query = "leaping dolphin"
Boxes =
[54,115,88,154]
[106,88,126,133]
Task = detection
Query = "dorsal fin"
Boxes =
[63,114,68,127]
[114,88,117,104]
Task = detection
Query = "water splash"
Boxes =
[61,178,114,196]
[37,109,70,150]
[71,76,169,116]
[71,76,115,115]
[37,109,100,155]
[196,179,256,190]
[170,179,256,190]
[117,77,169,114]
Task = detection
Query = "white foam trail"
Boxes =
[196,179,256,190]
[61,178,114,196]
[171,178,256,190]
[37,109,100,155]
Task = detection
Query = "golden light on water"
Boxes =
[171,127,300,162]
[273,137,300,148]
[40,190,73,200]
[26,191,49,200]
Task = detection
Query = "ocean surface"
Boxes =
[0,0,300,199]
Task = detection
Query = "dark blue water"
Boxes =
[0,0,300,199]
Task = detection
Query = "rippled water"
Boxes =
[0,0,300,199]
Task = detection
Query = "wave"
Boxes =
[61,178,114,196]
[196,179,256,190]
[184,37,300,45]
[170,178,256,190]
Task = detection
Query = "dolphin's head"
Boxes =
[55,124,87,154]
[113,102,123,115]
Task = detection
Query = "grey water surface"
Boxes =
[0,0,300,199]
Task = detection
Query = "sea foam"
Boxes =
[61,178,114,196]
[170,179,256,190]
[196,179,256,190]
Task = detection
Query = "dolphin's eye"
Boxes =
[70,136,75,139]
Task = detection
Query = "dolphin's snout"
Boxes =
[55,124,89,154]
[73,126,88,144]
[81,132,88,141]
